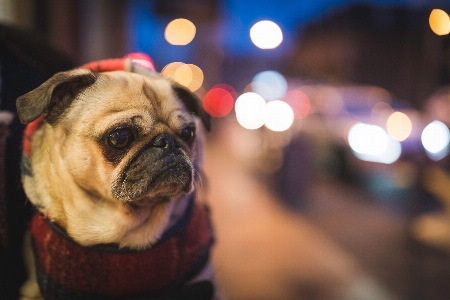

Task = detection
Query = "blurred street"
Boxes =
[201,117,421,300]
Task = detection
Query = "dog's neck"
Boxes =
[166,193,195,231]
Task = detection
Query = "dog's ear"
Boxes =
[16,69,97,125]
[172,83,211,131]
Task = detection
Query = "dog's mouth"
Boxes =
[126,195,170,209]
[111,149,194,202]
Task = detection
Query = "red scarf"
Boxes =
[31,198,214,299]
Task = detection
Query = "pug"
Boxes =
[16,60,216,300]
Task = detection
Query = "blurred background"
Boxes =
[2,0,450,299]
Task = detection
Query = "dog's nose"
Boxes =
[150,134,180,150]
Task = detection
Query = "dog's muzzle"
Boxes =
[112,133,193,201]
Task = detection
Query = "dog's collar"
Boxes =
[30,196,215,299]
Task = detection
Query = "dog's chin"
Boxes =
[115,164,194,206]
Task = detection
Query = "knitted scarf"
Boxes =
[24,54,215,300]
[31,197,215,300]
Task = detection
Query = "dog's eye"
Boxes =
[180,126,195,144]
[108,128,134,149]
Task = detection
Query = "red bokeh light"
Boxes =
[213,84,238,99]
[202,84,236,118]
[283,90,310,119]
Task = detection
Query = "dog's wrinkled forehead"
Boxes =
[64,72,194,133]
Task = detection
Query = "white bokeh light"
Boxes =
[264,100,294,132]
[252,70,287,101]
[378,136,402,164]
[421,120,450,160]
[352,137,402,164]
[235,92,266,130]
[250,20,283,49]
[348,123,388,156]
[348,122,401,164]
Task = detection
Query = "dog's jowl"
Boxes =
[16,54,217,300]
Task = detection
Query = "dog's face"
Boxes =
[16,69,209,248]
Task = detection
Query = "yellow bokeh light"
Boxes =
[161,62,184,78]
[429,9,450,36]
[386,111,412,141]
[185,64,204,92]
[250,20,283,49]
[173,64,193,87]
[165,18,196,45]
[161,62,204,92]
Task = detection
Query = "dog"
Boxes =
[16,55,216,300]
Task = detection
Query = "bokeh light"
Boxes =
[386,111,412,141]
[203,85,236,118]
[421,120,450,160]
[298,86,322,114]
[172,63,192,87]
[429,9,450,36]
[252,70,287,101]
[264,100,294,131]
[177,64,203,92]
[164,18,196,45]
[161,62,204,92]
[250,20,283,49]
[235,92,266,129]
[348,122,401,164]
[348,123,387,156]
[161,62,184,77]
[214,84,238,100]
[373,135,402,164]
[283,90,311,119]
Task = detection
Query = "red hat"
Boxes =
[80,52,156,73]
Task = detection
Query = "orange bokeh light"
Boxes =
[429,9,450,36]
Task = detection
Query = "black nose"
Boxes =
[150,134,180,150]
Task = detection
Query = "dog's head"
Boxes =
[16,68,209,248]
